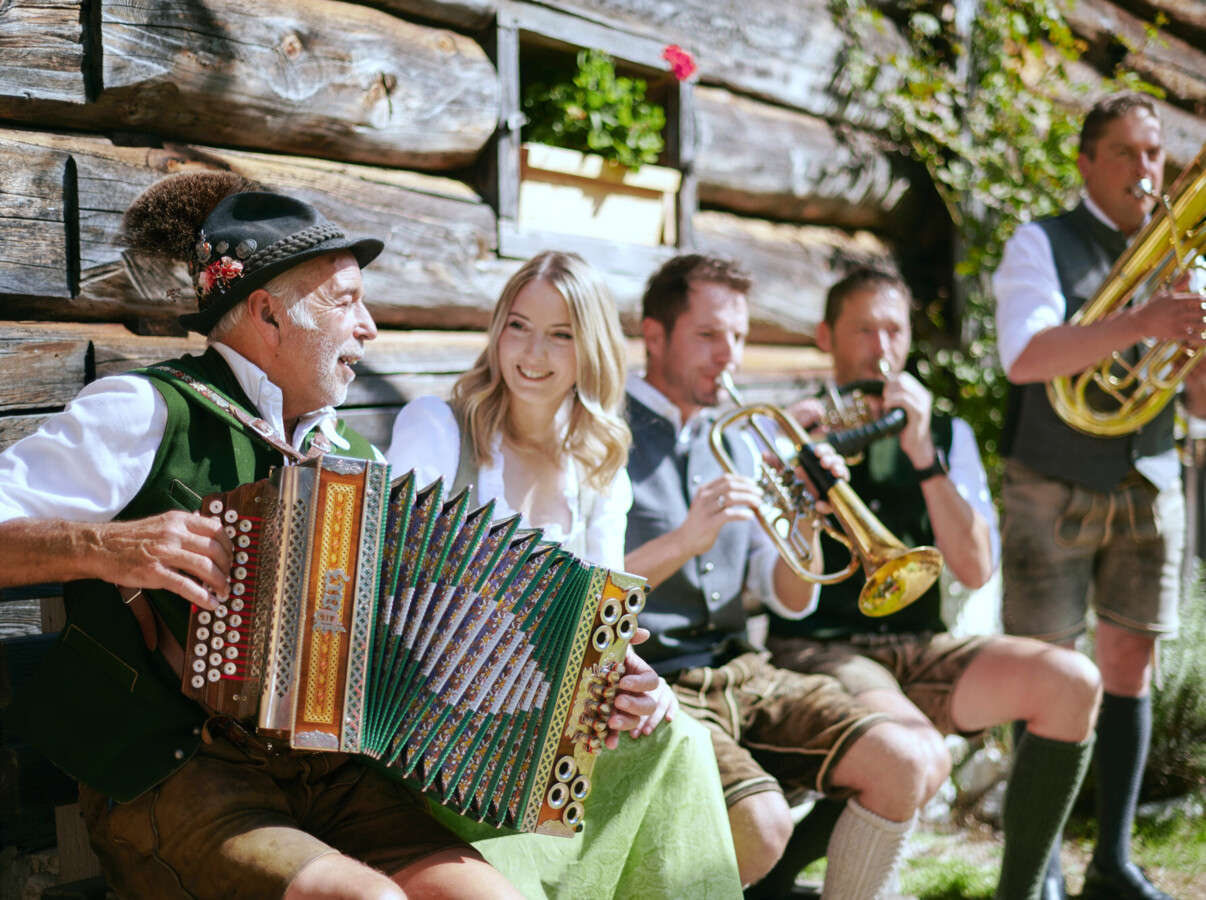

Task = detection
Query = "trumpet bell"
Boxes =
[858,547,944,616]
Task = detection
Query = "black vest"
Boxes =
[767,415,955,640]
[1002,203,1175,492]
[624,394,756,673]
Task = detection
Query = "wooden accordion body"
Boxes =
[182,455,646,836]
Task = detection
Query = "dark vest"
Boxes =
[624,394,755,674]
[6,348,375,801]
[768,415,955,640]
[1002,203,1175,492]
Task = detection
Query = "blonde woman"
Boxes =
[387,251,742,899]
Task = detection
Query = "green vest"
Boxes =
[767,415,955,640]
[6,348,375,801]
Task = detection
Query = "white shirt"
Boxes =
[385,396,633,570]
[0,344,364,523]
[625,373,806,620]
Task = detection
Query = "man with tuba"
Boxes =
[764,268,1101,900]
[993,93,1206,900]
[625,253,960,899]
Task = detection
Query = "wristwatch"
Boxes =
[912,447,949,482]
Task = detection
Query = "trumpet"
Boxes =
[710,372,943,616]
[815,360,906,461]
[1048,143,1206,436]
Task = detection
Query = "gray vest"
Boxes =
[624,394,755,674]
[1002,202,1175,492]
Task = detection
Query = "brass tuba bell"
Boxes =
[1048,142,1206,436]
[710,372,943,616]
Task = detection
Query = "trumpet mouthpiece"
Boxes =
[718,370,744,406]
[1132,177,1155,199]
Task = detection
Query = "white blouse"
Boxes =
[386,396,633,570]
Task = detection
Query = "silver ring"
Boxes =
[717,494,727,509]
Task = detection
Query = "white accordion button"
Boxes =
[225,646,239,660]
[209,652,222,667]
[192,658,206,673]
[222,662,237,676]
[215,605,229,618]
[233,567,247,581]
[235,551,249,565]
[212,620,226,635]
[224,525,236,539]
[195,627,210,641]
[230,598,245,612]
[211,636,225,650]
[228,615,243,628]
[197,611,212,625]
[194,643,208,657]
[231,583,245,596]
[237,535,251,548]
[208,500,224,515]
[238,519,253,533]
[192,674,206,688]
[227,630,241,644]
[223,508,239,523]
[207,668,221,682]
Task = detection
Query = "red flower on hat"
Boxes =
[198,256,244,297]
[662,45,696,81]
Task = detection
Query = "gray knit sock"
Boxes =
[822,798,916,900]
[995,731,1094,900]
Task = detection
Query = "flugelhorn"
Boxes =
[1048,143,1206,436]
[816,360,906,461]
[710,372,943,616]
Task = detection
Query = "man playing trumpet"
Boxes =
[993,92,1206,900]
[761,268,1101,900]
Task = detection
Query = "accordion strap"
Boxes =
[149,365,332,463]
[119,586,186,679]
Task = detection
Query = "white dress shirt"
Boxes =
[0,344,363,523]
[386,396,633,570]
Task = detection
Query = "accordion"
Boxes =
[182,454,646,837]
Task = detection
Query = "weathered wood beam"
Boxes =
[500,0,905,129]
[0,0,89,105]
[694,210,896,344]
[0,0,499,171]
[370,0,497,31]
[0,129,501,327]
[694,86,914,231]
[1064,0,1206,108]
[1114,0,1206,48]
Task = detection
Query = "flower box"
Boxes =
[518,143,682,247]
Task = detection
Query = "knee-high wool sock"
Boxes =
[1013,721,1068,890]
[1092,692,1151,874]
[822,798,915,900]
[995,731,1094,900]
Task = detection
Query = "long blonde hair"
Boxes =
[451,251,631,492]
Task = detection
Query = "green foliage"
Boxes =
[1146,566,1206,801]
[522,49,667,170]
[829,0,1163,488]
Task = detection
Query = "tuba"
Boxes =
[710,372,943,616]
[1048,143,1206,437]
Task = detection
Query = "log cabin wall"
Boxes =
[1,0,1205,884]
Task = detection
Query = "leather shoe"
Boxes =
[1079,862,1174,900]
[1040,874,1067,900]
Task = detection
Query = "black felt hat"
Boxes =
[178,191,384,334]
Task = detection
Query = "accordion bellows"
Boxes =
[183,455,646,836]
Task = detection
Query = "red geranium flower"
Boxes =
[662,45,696,81]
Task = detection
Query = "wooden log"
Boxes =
[499,0,905,128]
[0,129,502,328]
[0,137,74,301]
[693,210,896,344]
[0,0,90,105]
[694,86,914,231]
[1064,0,1206,107]
[1122,0,1206,45]
[0,326,90,412]
[372,0,497,31]
[0,0,499,171]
